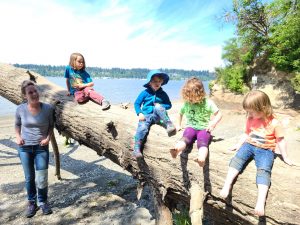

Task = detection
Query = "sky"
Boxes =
[0,0,235,71]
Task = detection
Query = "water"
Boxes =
[0,77,209,116]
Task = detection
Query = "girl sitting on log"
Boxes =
[170,77,222,167]
[220,90,294,216]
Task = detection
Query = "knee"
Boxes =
[256,169,271,186]
[229,156,245,171]
[154,104,165,112]
[35,169,48,189]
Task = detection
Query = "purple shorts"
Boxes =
[182,127,211,149]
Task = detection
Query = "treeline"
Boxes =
[216,0,300,93]
[14,64,215,81]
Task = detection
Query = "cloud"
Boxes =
[0,0,233,71]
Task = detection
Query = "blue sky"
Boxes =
[0,0,235,71]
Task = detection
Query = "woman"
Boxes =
[15,80,54,217]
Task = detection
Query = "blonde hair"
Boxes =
[21,80,36,96]
[69,52,86,70]
[243,90,273,118]
[181,77,206,104]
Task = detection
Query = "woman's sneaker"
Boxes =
[26,201,38,218]
[40,203,53,215]
[101,99,111,110]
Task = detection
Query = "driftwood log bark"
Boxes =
[1,63,299,225]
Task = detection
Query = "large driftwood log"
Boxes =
[1,63,299,225]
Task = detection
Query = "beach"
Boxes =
[0,101,299,224]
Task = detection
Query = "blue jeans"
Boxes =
[18,145,49,204]
[229,142,275,186]
[135,105,170,141]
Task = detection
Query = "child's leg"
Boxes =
[254,147,274,216]
[255,184,269,216]
[194,130,211,167]
[220,143,253,198]
[132,115,152,158]
[170,140,186,158]
[194,146,208,167]
[220,167,240,198]
[153,105,176,136]
[74,90,89,103]
[83,87,104,105]
[170,127,196,158]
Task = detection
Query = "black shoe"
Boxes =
[40,203,53,215]
[101,99,111,110]
[166,122,176,137]
[26,201,38,218]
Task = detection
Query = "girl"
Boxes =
[15,80,54,217]
[65,52,110,110]
[170,77,222,167]
[220,90,293,216]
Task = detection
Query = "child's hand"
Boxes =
[176,125,182,131]
[138,113,145,121]
[206,122,216,132]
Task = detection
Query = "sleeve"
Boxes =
[15,106,22,128]
[134,91,146,115]
[208,99,219,113]
[180,103,186,115]
[273,119,284,138]
[160,91,172,110]
[64,66,70,79]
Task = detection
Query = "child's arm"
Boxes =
[176,113,183,131]
[276,137,294,166]
[76,81,94,89]
[206,110,222,132]
[66,78,71,96]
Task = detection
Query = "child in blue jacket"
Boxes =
[132,70,176,158]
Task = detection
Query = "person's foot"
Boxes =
[170,148,180,159]
[220,184,231,198]
[40,203,53,215]
[101,99,111,110]
[132,148,143,158]
[254,201,265,216]
[194,157,205,167]
[166,122,176,137]
[26,201,38,218]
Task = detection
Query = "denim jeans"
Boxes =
[229,142,275,186]
[135,105,170,141]
[18,145,49,204]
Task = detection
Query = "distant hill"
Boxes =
[14,64,215,81]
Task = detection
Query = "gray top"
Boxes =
[15,102,54,146]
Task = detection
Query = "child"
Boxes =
[132,70,176,158]
[220,90,294,216]
[170,77,222,167]
[65,52,110,110]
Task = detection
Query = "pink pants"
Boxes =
[74,87,104,105]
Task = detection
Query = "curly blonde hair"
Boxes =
[69,52,86,70]
[181,77,206,104]
[243,90,273,118]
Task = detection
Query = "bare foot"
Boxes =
[220,184,231,198]
[254,202,265,216]
[170,148,180,159]
[194,157,205,167]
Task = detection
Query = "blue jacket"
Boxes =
[134,87,172,115]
